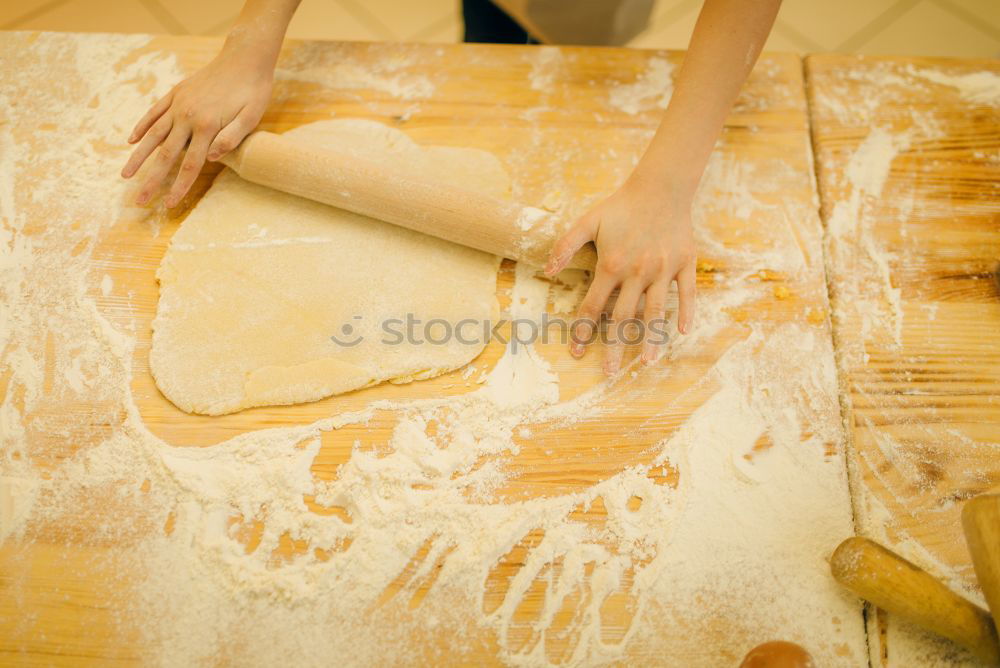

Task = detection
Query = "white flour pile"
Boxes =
[1,35,866,666]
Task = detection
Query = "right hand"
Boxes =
[545,172,697,375]
[121,48,273,208]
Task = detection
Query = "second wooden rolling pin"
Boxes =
[220,131,598,271]
[831,536,1000,664]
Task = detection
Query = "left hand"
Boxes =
[121,39,276,208]
[544,174,696,375]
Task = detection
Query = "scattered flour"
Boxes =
[0,35,867,667]
[826,127,910,352]
[910,66,1000,106]
[275,63,435,100]
[516,205,549,233]
[100,273,113,296]
[514,205,556,260]
[812,58,1000,666]
[528,46,564,93]
[479,264,559,408]
[274,43,436,100]
[608,56,674,115]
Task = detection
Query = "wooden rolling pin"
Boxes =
[220,131,597,271]
[831,536,1000,664]
[963,494,1000,638]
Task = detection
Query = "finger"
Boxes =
[165,129,213,208]
[135,125,190,206]
[122,114,173,179]
[641,279,670,363]
[570,271,616,358]
[604,279,643,375]
[676,260,697,334]
[207,105,261,161]
[544,210,597,276]
[128,91,174,144]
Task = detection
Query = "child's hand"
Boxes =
[121,48,273,208]
[544,174,696,375]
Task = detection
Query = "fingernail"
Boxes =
[570,343,584,357]
[679,322,688,335]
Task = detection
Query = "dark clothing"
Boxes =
[462,0,538,44]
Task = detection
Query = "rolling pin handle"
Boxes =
[831,536,1000,664]
[963,494,1000,642]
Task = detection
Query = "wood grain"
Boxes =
[806,54,1000,665]
[2,34,856,665]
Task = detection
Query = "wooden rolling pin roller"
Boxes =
[220,131,597,271]
[831,535,1000,665]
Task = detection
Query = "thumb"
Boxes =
[544,211,598,276]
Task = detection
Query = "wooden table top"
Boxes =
[806,54,1000,666]
[0,30,995,666]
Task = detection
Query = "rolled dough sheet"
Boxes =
[150,119,507,415]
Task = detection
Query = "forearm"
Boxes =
[632,0,781,198]
[221,0,302,69]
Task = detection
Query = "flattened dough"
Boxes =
[150,120,507,415]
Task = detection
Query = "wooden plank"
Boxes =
[1,32,864,665]
[805,54,1000,666]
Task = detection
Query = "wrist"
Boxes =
[222,21,285,70]
[625,158,698,209]
[218,39,280,81]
